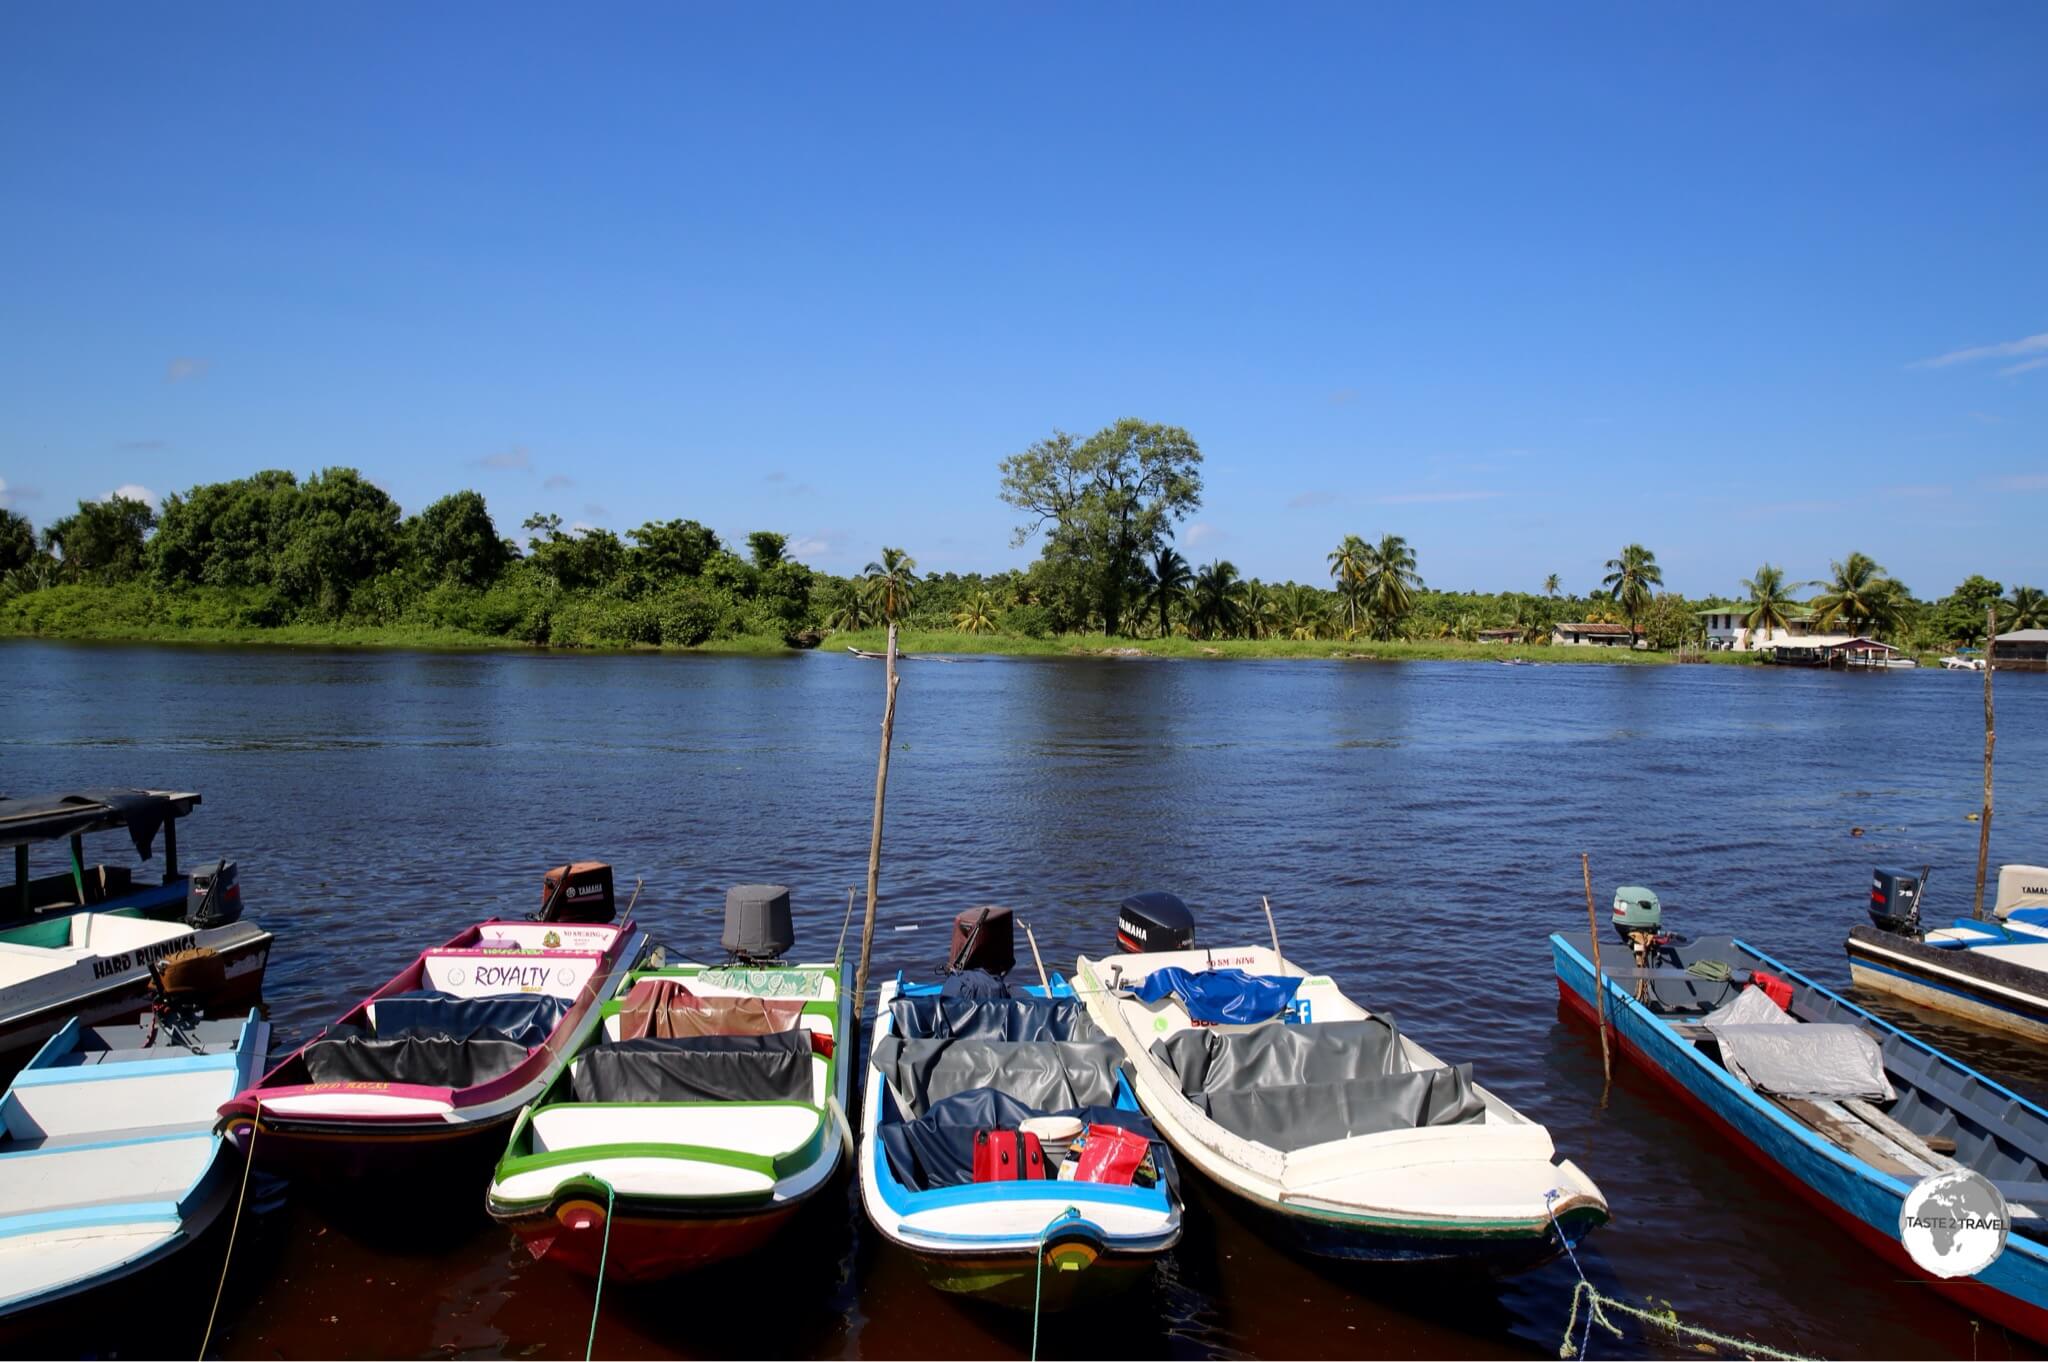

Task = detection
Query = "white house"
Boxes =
[1697,607,1816,652]
[1552,622,1637,648]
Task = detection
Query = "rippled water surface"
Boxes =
[4,641,2045,1360]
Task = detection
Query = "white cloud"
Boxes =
[164,357,210,383]
[1912,331,2048,371]
[104,483,159,508]
[1371,490,1503,505]
[478,445,532,471]
[1185,522,1226,545]
[2002,355,2048,377]
[0,477,38,508]
[1286,490,1339,510]
[1994,473,2048,492]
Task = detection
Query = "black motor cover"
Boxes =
[722,884,795,962]
[1869,866,1923,934]
[1117,891,1196,954]
[541,862,616,923]
[185,860,242,926]
[946,905,1015,976]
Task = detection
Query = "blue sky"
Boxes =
[1,3,2042,597]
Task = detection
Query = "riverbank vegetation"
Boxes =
[1,433,2040,660]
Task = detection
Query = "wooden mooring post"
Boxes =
[1973,604,1997,921]
[853,622,901,1019]
[1581,853,1612,1083]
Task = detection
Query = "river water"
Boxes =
[3,640,2044,1360]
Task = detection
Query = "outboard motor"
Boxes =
[722,884,795,963]
[185,860,243,927]
[145,946,228,1049]
[540,862,616,923]
[947,905,1015,976]
[1869,866,1925,935]
[1611,885,1662,945]
[1995,865,2048,921]
[1116,891,1196,954]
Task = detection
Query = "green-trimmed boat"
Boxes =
[486,886,852,1281]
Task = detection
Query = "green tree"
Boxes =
[268,468,402,613]
[1241,582,1280,640]
[407,490,510,587]
[1327,535,1370,589]
[1140,546,1192,639]
[821,579,869,632]
[43,495,157,582]
[1739,563,1807,648]
[746,531,788,570]
[1601,544,1664,644]
[1278,584,1325,640]
[1188,560,1243,638]
[1362,533,1421,640]
[1929,575,2005,646]
[629,519,721,580]
[0,509,35,575]
[2001,585,2047,632]
[953,588,1000,633]
[1332,576,1370,638]
[150,471,299,588]
[1544,573,1561,598]
[522,513,625,591]
[1808,551,1909,638]
[861,547,918,623]
[998,418,1203,635]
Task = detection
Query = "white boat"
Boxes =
[1072,896,1605,1269]
[1943,655,1986,671]
[0,1007,268,1322]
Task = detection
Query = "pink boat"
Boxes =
[218,863,649,1188]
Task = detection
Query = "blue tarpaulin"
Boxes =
[1131,967,1302,1025]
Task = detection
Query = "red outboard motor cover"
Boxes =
[947,905,1015,976]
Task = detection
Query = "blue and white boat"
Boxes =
[1554,919,2048,1345]
[857,908,1183,1311]
[1848,863,2048,1042]
[0,1008,269,1323]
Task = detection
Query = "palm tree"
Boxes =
[1240,583,1281,640]
[1142,547,1192,639]
[1362,533,1421,639]
[1326,535,1370,589]
[1188,560,1243,639]
[1808,551,1907,637]
[1277,585,1324,640]
[1544,573,1561,598]
[1739,563,1809,648]
[821,580,869,632]
[1601,544,1664,645]
[1331,577,1370,639]
[2000,585,2047,632]
[953,588,999,634]
[861,547,918,624]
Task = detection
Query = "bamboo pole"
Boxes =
[853,622,901,1019]
[1581,853,1611,1082]
[1974,605,1997,921]
[1261,895,1286,974]
[1024,922,1050,992]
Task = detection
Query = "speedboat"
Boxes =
[0,789,269,1076]
[858,906,1183,1310]
[1848,863,2048,1041]
[1557,883,2048,1344]
[0,964,268,1327]
[219,862,646,1189]
[1076,892,1607,1269]
[488,885,852,1280]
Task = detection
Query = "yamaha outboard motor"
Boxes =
[185,859,242,927]
[1869,866,1924,935]
[722,884,795,963]
[943,905,1014,999]
[540,862,617,923]
[1116,891,1196,954]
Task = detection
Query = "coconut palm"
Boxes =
[1544,573,1561,598]
[1331,577,1370,639]
[1240,583,1281,640]
[2000,585,2047,632]
[1326,535,1370,589]
[1277,584,1324,640]
[1808,551,1908,637]
[1188,560,1243,639]
[1739,563,1809,648]
[1362,533,1421,639]
[953,589,999,634]
[1601,544,1664,644]
[861,547,918,623]
[1141,547,1192,639]
[821,580,869,632]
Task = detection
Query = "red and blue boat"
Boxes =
[218,863,646,1188]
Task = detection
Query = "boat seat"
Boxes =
[0,1119,218,1155]
[365,991,568,1047]
[301,1031,529,1088]
[615,979,806,1041]
[0,1130,214,1218]
[869,1036,1122,1117]
[570,1033,817,1104]
[888,995,1098,1042]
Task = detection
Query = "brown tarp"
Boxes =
[617,978,805,1040]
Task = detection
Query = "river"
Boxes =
[3,640,2044,1360]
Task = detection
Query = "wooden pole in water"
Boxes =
[1024,921,1050,992]
[1261,895,1286,974]
[1974,604,1997,921]
[1581,853,1611,1082]
[853,622,901,1019]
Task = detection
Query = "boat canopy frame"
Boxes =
[1,789,200,917]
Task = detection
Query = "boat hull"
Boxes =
[223,1107,514,1190]
[505,1197,801,1281]
[1553,938,2048,1345]
[903,1241,1159,1310]
[1845,924,2048,1044]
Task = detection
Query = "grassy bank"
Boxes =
[826,627,1764,664]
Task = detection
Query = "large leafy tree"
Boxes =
[269,468,402,613]
[998,419,1202,636]
[1601,544,1664,644]
[0,509,35,575]
[1140,546,1192,639]
[1739,563,1807,647]
[746,531,788,569]
[43,495,157,582]
[2001,585,2047,632]
[1929,575,2004,646]
[628,519,721,580]
[151,471,300,587]
[861,547,918,623]
[522,513,625,591]
[407,490,509,587]
[1808,551,1909,637]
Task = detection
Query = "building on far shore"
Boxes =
[1992,629,2048,672]
[1553,622,1637,648]
[1697,606,1816,652]
[1475,627,1523,644]
[1761,635,1912,669]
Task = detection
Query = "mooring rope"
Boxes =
[1030,1205,1082,1362]
[198,1107,258,1360]
[585,1179,617,1362]
[1544,1191,1816,1362]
